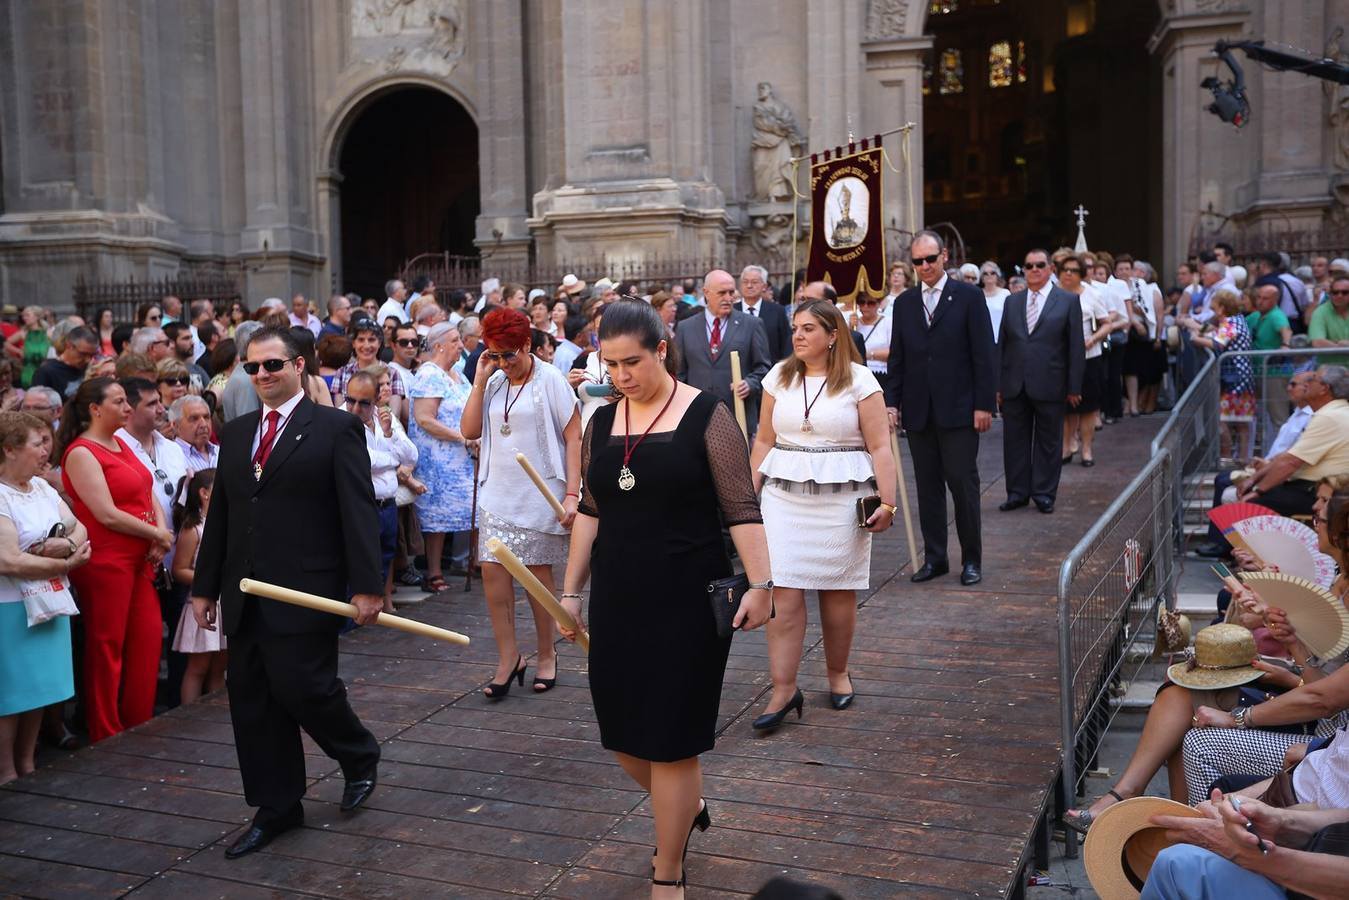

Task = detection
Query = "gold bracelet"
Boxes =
[880,502,898,516]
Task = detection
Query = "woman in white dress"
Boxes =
[1055,253,1113,466]
[980,262,1010,344]
[855,295,891,377]
[749,300,897,731]
[462,308,581,700]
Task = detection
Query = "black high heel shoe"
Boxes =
[652,799,712,871]
[752,688,804,731]
[484,656,526,700]
[829,674,856,711]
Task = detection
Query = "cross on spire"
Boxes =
[1073,204,1090,253]
[1074,204,1090,228]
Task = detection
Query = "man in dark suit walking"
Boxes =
[190,326,385,859]
[736,264,791,362]
[885,231,997,585]
[676,268,771,434]
[997,248,1085,514]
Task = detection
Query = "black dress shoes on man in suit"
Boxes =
[225,807,303,859]
[910,560,949,583]
[960,564,982,586]
[1035,499,1055,514]
[340,765,378,812]
[998,498,1029,511]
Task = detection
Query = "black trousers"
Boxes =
[1104,341,1125,419]
[1255,478,1319,519]
[906,424,982,567]
[227,608,379,826]
[1001,392,1067,505]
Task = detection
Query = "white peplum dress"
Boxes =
[758,361,882,590]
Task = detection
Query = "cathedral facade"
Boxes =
[0,0,1344,305]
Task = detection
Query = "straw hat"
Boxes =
[1164,624,1262,690]
[1083,797,1205,899]
[560,273,586,296]
[1153,606,1192,657]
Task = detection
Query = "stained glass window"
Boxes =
[930,0,958,14]
[988,41,1013,88]
[1016,40,1027,83]
[939,49,964,95]
[922,54,934,96]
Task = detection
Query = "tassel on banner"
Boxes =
[848,141,856,155]
[861,138,869,151]
[811,153,818,165]
[874,133,882,147]
[823,149,831,162]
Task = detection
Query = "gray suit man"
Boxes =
[676,269,771,436]
[997,249,1085,513]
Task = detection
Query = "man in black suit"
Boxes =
[997,248,1085,514]
[885,230,997,586]
[736,264,791,362]
[190,326,384,859]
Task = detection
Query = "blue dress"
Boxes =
[409,363,476,532]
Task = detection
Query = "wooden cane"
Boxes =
[485,538,591,654]
[239,578,470,645]
[729,350,749,441]
[515,452,568,521]
[465,453,480,592]
[890,429,920,572]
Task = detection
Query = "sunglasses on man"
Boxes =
[1024,260,1050,270]
[242,357,296,375]
[394,338,421,348]
[343,397,374,410]
[911,253,941,267]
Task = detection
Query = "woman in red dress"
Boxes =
[58,377,173,742]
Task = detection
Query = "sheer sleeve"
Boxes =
[577,415,599,518]
[703,401,762,526]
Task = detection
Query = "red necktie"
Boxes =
[252,409,281,473]
[710,317,722,356]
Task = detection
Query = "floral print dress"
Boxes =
[1214,315,1255,421]
[409,363,476,532]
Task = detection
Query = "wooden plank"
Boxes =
[0,791,232,848]
[0,853,148,898]
[0,820,188,876]
[126,870,303,899]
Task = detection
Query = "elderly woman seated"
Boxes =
[1065,474,1349,833]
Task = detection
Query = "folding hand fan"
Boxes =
[1231,515,1338,588]
[1240,571,1349,659]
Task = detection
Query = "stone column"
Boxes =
[1148,1,1249,276]
[861,36,931,246]
[474,0,531,268]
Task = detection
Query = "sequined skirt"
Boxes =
[477,508,570,566]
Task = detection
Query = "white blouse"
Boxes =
[0,479,68,605]
[759,362,882,485]
[1077,283,1112,360]
[984,288,1009,343]
[856,314,892,375]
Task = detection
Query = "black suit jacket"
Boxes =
[884,279,996,431]
[191,395,383,636]
[735,300,792,362]
[998,286,1086,402]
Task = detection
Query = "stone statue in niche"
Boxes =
[351,0,464,72]
[1327,28,1349,171]
[751,82,806,202]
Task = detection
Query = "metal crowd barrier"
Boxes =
[1151,351,1218,551]
[1056,450,1176,858]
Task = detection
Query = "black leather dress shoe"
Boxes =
[1035,500,1055,514]
[910,561,949,583]
[960,564,982,586]
[225,811,302,859]
[340,766,378,812]
[998,498,1029,511]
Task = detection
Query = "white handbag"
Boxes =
[20,573,79,627]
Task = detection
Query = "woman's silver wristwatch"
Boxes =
[749,579,774,592]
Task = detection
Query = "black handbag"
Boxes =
[1236,686,1319,735]
[707,573,774,639]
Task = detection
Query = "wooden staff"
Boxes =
[729,350,749,441]
[515,452,567,520]
[890,429,919,572]
[239,578,470,645]
[485,538,590,653]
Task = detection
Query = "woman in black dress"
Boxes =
[560,301,773,898]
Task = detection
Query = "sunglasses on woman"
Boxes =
[483,350,520,362]
[242,357,296,375]
[158,376,189,387]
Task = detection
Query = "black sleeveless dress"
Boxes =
[578,391,761,762]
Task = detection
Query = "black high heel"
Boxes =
[484,656,526,700]
[829,673,856,711]
[752,688,804,731]
[653,799,712,870]
[533,659,558,692]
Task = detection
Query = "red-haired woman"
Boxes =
[462,309,581,699]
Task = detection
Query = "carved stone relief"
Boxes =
[350,0,464,74]
[865,0,909,40]
[749,213,796,268]
[1327,27,1349,172]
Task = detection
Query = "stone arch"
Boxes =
[317,77,480,296]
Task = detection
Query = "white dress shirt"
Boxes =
[376,297,409,325]
[250,390,305,458]
[1267,404,1313,458]
[921,274,949,322]
[289,312,322,338]
[741,299,764,318]
[115,427,189,561]
[363,418,418,502]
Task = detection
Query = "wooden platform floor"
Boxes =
[0,416,1164,899]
